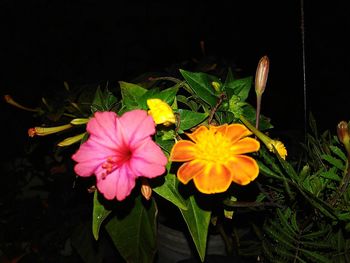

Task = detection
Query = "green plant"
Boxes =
[5,55,350,263]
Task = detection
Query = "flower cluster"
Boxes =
[6,56,297,262]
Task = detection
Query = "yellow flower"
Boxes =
[28,124,73,137]
[239,116,287,160]
[169,124,260,194]
[270,140,287,160]
[147,98,176,126]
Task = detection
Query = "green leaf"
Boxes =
[71,221,104,263]
[330,145,347,162]
[177,109,208,132]
[176,94,198,111]
[222,68,235,94]
[242,104,273,130]
[92,191,112,240]
[180,195,211,262]
[321,154,345,170]
[119,81,148,110]
[179,69,219,107]
[276,208,297,235]
[300,249,331,263]
[257,160,283,180]
[277,155,299,182]
[320,167,341,181]
[91,86,118,113]
[153,164,188,210]
[105,196,157,263]
[142,86,179,107]
[299,189,337,220]
[224,76,253,101]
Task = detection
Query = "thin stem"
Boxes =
[208,93,226,125]
[300,0,308,141]
[255,95,262,129]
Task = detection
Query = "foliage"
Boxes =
[5,56,350,263]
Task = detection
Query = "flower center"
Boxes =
[195,129,232,163]
[101,149,132,179]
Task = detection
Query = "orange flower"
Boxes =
[170,124,260,194]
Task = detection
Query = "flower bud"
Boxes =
[255,56,269,96]
[337,121,350,155]
[4,95,39,112]
[211,81,221,93]
[140,178,152,200]
[28,124,73,137]
[57,133,86,147]
[337,121,349,144]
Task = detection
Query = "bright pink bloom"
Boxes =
[72,110,168,201]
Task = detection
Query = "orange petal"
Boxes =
[186,126,208,143]
[227,156,259,185]
[193,163,233,194]
[226,124,252,143]
[170,140,197,162]
[231,137,260,155]
[209,124,227,135]
[177,160,206,184]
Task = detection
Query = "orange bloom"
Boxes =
[170,124,260,194]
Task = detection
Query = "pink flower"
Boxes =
[72,110,168,201]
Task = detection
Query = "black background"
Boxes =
[1,1,350,155]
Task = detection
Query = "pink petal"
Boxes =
[96,164,136,201]
[118,110,156,145]
[87,111,121,149]
[130,139,167,178]
[72,142,114,177]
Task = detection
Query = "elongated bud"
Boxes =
[57,133,86,147]
[28,124,73,137]
[337,121,350,155]
[4,95,39,112]
[140,178,152,200]
[255,56,269,96]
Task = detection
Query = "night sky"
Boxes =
[1,1,349,156]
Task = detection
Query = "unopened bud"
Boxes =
[140,178,152,200]
[337,121,350,155]
[255,56,269,96]
[28,124,73,137]
[4,95,39,112]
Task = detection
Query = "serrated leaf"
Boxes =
[320,167,341,181]
[276,208,297,235]
[177,109,208,132]
[105,196,157,263]
[180,195,211,262]
[92,191,112,240]
[330,145,348,162]
[321,154,345,170]
[179,69,219,107]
